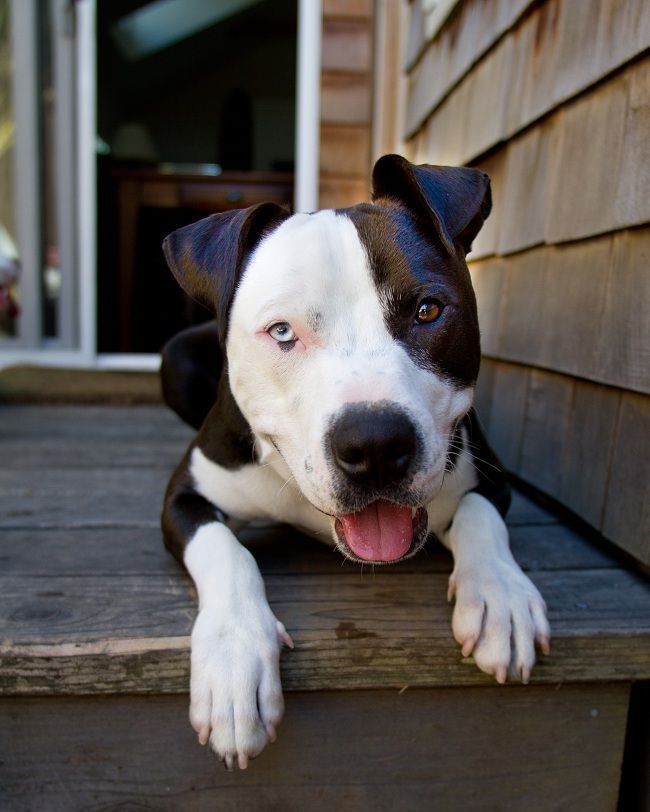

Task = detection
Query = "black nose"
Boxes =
[330,404,417,488]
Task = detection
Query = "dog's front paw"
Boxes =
[189,607,293,769]
[448,558,550,684]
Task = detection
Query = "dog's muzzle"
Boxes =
[327,402,428,562]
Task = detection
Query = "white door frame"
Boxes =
[7,0,41,349]
[0,0,321,372]
[294,0,321,214]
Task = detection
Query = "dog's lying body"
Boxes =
[160,155,550,770]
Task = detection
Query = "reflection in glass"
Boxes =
[0,0,20,337]
[40,1,60,338]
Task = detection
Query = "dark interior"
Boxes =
[96,0,297,353]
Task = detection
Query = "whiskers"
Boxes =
[276,473,297,498]
[443,423,502,483]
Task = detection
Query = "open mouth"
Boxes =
[334,501,429,563]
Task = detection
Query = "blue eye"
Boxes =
[268,322,296,343]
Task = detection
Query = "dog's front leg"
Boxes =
[442,492,551,683]
[184,522,293,769]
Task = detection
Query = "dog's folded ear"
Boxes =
[162,202,290,342]
[371,154,491,256]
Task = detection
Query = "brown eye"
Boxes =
[416,299,443,324]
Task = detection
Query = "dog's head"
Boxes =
[163,155,491,564]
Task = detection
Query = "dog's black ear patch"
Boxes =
[371,154,492,255]
[162,202,289,343]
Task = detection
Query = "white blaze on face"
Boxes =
[226,210,472,516]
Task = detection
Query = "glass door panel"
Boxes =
[0,0,78,351]
[0,0,20,337]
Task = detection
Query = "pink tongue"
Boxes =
[338,500,413,562]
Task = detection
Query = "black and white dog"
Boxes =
[160,155,550,770]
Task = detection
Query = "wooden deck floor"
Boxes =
[0,404,649,695]
[1,404,649,810]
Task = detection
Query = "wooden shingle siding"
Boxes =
[322,0,373,18]
[471,229,650,395]
[401,0,650,563]
[602,394,650,564]
[408,0,650,149]
[544,62,650,244]
[405,0,532,72]
[476,360,650,564]
[321,74,373,125]
[318,177,369,209]
[321,19,373,73]
[318,5,374,207]
[480,361,529,472]
[471,60,650,256]
[320,125,370,177]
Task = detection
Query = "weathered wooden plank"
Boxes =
[482,364,647,560]
[322,19,372,73]
[473,356,496,428]
[0,467,169,528]
[478,231,650,395]
[4,629,648,697]
[595,230,650,396]
[493,247,558,377]
[407,0,650,158]
[467,151,506,259]
[602,393,650,565]
[0,567,648,694]
[0,470,560,536]
[0,685,630,812]
[321,73,372,125]
[0,367,162,404]
[407,0,536,88]
[545,61,650,243]
[0,406,559,533]
[0,404,191,441]
[445,60,650,256]
[406,0,533,102]
[543,84,629,245]
[0,404,190,469]
[558,381,621,529]
[405,0,428,69]
[485,361,529,473]
[0,404,192,475]
[323,0,372,18]
[413,35,512,166]
[372,0,409,163]
[490,239,629,390]
[0,520,614,578]
[320,124,370,177]
[418,67,650,249]
[1,437,186,471]
[496,121,551,254]
[0,526,178,576]
[518,369,574,501]
[518,372,626,543]
[507,523,616,572]
[319,176,369,209]
[469,256,505,356]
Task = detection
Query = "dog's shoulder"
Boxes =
[161,321,222,431]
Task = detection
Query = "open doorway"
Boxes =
[96,0,297,354]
